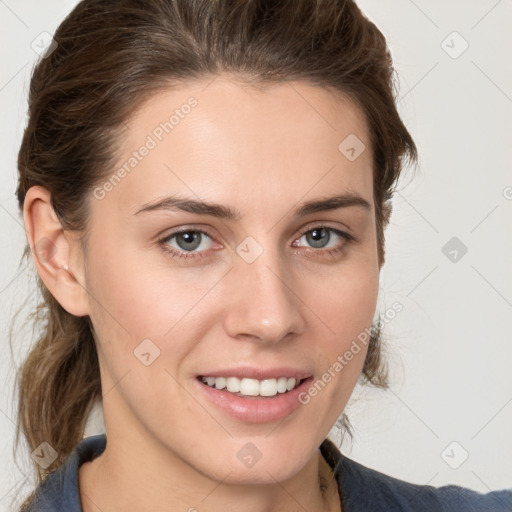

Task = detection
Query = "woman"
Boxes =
[13,0,511,510]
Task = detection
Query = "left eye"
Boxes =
[293,226,348,250]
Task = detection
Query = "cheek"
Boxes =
[84,245,207,429]
[311,258,379,344]
[298,260,378,406]
[84,238,229,405]
[85,237,200,340]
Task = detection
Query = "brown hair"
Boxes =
[13,0,417,507]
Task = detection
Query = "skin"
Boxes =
[23,75,381,512]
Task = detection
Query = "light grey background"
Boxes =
[1,0,511,509]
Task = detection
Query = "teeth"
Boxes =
[277,377,288,393]
[214,377,226,390]
[226,377,240,392]
[259,379,277,397]
[201,376,299,397]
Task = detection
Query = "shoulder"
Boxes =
[23,434,107,512]
[321,438,512,512]
[338,455,512,511]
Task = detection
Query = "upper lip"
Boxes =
[197,366,313,381]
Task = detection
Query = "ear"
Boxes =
[23,185,90,317]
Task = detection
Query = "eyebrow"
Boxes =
[133,192,371,220]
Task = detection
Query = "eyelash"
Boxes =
[157,225,356,262]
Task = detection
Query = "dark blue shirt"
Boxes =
[24,434,511,511]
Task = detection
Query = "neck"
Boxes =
[79,434,339,512]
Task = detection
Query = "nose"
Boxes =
[223,243,307,345]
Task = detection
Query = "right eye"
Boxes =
[157,228,219,261]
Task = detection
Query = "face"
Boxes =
[82,75,379,484]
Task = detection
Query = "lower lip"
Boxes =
[194,377,313,424]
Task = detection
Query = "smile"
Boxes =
[195,373,314,423]
[200,376,302,397]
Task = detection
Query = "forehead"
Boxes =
[97,76,374,215]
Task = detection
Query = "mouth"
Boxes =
[197,375,305,398]
[194,373,314,423]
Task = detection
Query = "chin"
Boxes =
[189,431,319,486]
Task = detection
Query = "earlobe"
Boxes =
[23,186,90,317]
